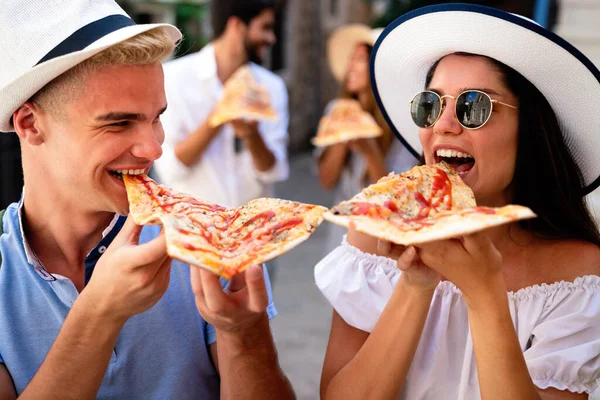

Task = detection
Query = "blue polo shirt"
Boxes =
[0,199,276,398]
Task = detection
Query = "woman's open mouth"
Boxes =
[434,148,475,176]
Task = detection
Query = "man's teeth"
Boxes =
[112,169,146,175]
[436,149,473,159]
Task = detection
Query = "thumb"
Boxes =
[245,265,268,313]
[129,231,168,267]
[396,246,416,271]
[112,216,144,247]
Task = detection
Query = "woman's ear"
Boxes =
[13,101,46,146]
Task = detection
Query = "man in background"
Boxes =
[154,0,289,208]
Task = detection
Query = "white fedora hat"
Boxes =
[327,23,384,83]
[371,4,600,195]
[0,0,182,133]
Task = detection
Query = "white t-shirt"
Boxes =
[315,238,600,398]
[154,44,289,207]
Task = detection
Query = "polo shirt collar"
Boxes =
[16,195,126,282]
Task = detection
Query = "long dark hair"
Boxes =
[424,53,600,246]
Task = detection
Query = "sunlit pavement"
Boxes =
[271,152,337,400]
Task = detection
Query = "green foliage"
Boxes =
[173,3,210,59]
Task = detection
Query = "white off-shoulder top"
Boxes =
[315,238,600,399]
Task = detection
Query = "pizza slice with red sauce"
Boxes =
[124,175,326,278]
[324,162,535,245]
[311,99,383,147]
[209,65,278,127]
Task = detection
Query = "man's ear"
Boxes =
[13,101,46,146]
[228,16,246,36]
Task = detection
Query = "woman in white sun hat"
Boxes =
[315,4,600,399]
[318,23,418,251]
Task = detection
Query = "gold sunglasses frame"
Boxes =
[409,89,519,130]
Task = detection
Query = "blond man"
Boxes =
[0,1,294,399]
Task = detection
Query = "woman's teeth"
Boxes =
[436,149,474,159]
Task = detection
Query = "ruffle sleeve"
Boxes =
[523,275,600,393]
[314,238,401,332]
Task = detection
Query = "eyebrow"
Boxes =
[95,105,168,122]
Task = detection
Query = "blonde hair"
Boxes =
[31,27,176,117]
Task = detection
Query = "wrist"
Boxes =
[397,274,437,297]
[240,128,260,143]
[463,272,509,316]
[77,288,128,328]
[215,314,275,358]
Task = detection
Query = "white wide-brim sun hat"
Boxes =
[328,24,384,82]
[371,3,600,195]
[0,0,181,133]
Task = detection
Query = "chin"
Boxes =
[346,83,358,93]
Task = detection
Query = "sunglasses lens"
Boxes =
[456,91,492,129]
[410,92,441,128]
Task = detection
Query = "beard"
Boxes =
[244,37,264,65]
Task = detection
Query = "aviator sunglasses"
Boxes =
[409,90,518,130]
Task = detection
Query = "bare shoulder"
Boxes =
[539,239,600,280]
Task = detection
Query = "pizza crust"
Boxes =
[312,128,382,147]
[324,205,536,246]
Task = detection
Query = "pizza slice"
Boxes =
[209,65,278,127]
[124,174,327,278]
[324,162,535,245]
[311,98,383,147]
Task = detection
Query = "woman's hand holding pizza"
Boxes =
[190,264,268,333]
[416,231,505,306]
[377,240,441,291]
[348,137,379,156]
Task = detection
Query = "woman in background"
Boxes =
[317,23,417,250]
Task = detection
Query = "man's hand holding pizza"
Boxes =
[81,217,173,326]
[190,264,268,333]
[230,118,276,171]
[230,118,260,141]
